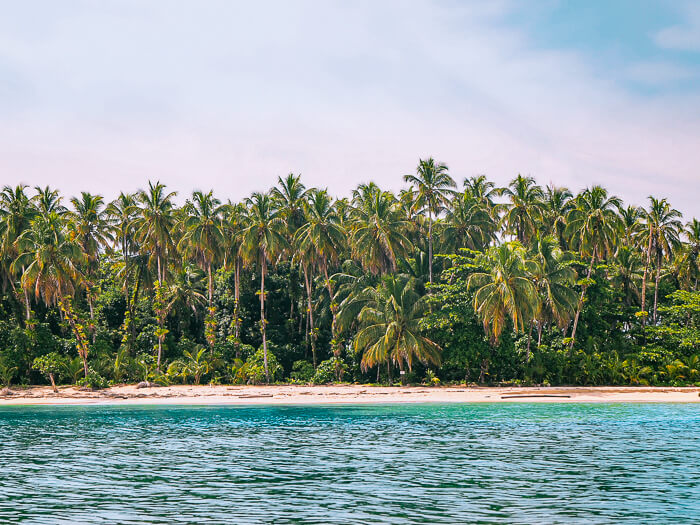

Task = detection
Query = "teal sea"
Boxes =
[1,403,698,524]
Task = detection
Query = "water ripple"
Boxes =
[1,403,699,524]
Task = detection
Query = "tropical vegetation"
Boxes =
[0,162,698,388]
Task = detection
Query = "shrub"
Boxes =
[32,352,67,392]
[76,368,109,390]
[233,348,282,384]
[312,357,347,384]
[290,360,315,382]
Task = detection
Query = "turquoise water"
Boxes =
[1,403,698,524]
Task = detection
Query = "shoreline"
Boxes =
[1,384,699,406]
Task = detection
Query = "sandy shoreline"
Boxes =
[1,384,699,406]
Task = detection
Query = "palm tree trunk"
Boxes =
[322,261,338,353]
[59,295,89,379]
[526,320,533,361]
[569,248,596,349]
[260,254,269,383]
[537,321,543,346]
[207,260,213,308]
[640,233,653,327]
[303,265,317,368]
[653,252,661,323]
[234,256,241,359]
[428,208,433,284]
[23,286,31,321]
[49,372,57,393]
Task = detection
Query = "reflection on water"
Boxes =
[1,403,698,524]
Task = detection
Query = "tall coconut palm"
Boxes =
[105,193,140,349]
[565,186,621,345]
[134,181,177,283]
[240,192,288,382]
[501,175,544,244]
[463,175,502,217]
[13,212,89,376]
[271,173,309,235]
[222,201,247,358]
[403,158,456,283]
[618,205,643,249]
[637,197,682,323]
[676,219,700,291]
[528,235,578,351]
[33,186,66,217]
[612,246,644,307]
[271,173,310,323]
[442,192,497,253]
[295,189,346,365]
[0,185,35,319]
[467,242,538,345]
[349,274,441,384]
[541,185,573,248]
[178,190,225,310]
[68,192,111,330]
[350,187,412,275]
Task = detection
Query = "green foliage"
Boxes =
[32,352,66,380]
[233,347,282,384]
[0,175,697,388]
[0,356,18,387]
[312,357,347,384]
[290,360,315,382]
[76,368,109,389]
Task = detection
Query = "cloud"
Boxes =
[0,0,698,217]
[625,61,697,86]
[653,2,700,52]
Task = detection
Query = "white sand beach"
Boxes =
[1,384,699,405]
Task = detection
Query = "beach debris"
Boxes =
[136,381,160,389]
[0,388,13,396]
[500,394,571,399]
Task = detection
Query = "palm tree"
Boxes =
[676,219,700,291]
[222,201,247,358]
[350,187,412,274]
[33,186,66,217]
[528,235,578,351]
[0,185,35,320]
[541,185,573,248]
[467,243,538,355]
[463,175,502,217]
[240,192,288,382]
[134,181,177,283]
[105,192,140,349]
[612,245,644,307]
[14,212,89,377]
[618,205,643,249]
[271,173,309,234]
[637,197,682,323]
[68,192,111,330]
[565,186,621,345]
[403,158,456,283]
[349,274,441,384]
[442,192,496,253]
[501,175,544,244]
[271,173,310,324]
[294,189,346,367]
[178,190,225,310]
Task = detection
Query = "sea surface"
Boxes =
[1,403,698,524]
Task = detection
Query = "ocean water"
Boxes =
[1,403,698,524]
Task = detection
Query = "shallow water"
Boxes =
[1,403,698,524]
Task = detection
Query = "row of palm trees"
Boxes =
[0,160,698,382]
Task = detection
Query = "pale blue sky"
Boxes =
[1,0,698,215]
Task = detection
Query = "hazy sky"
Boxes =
[1,0,699,216]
